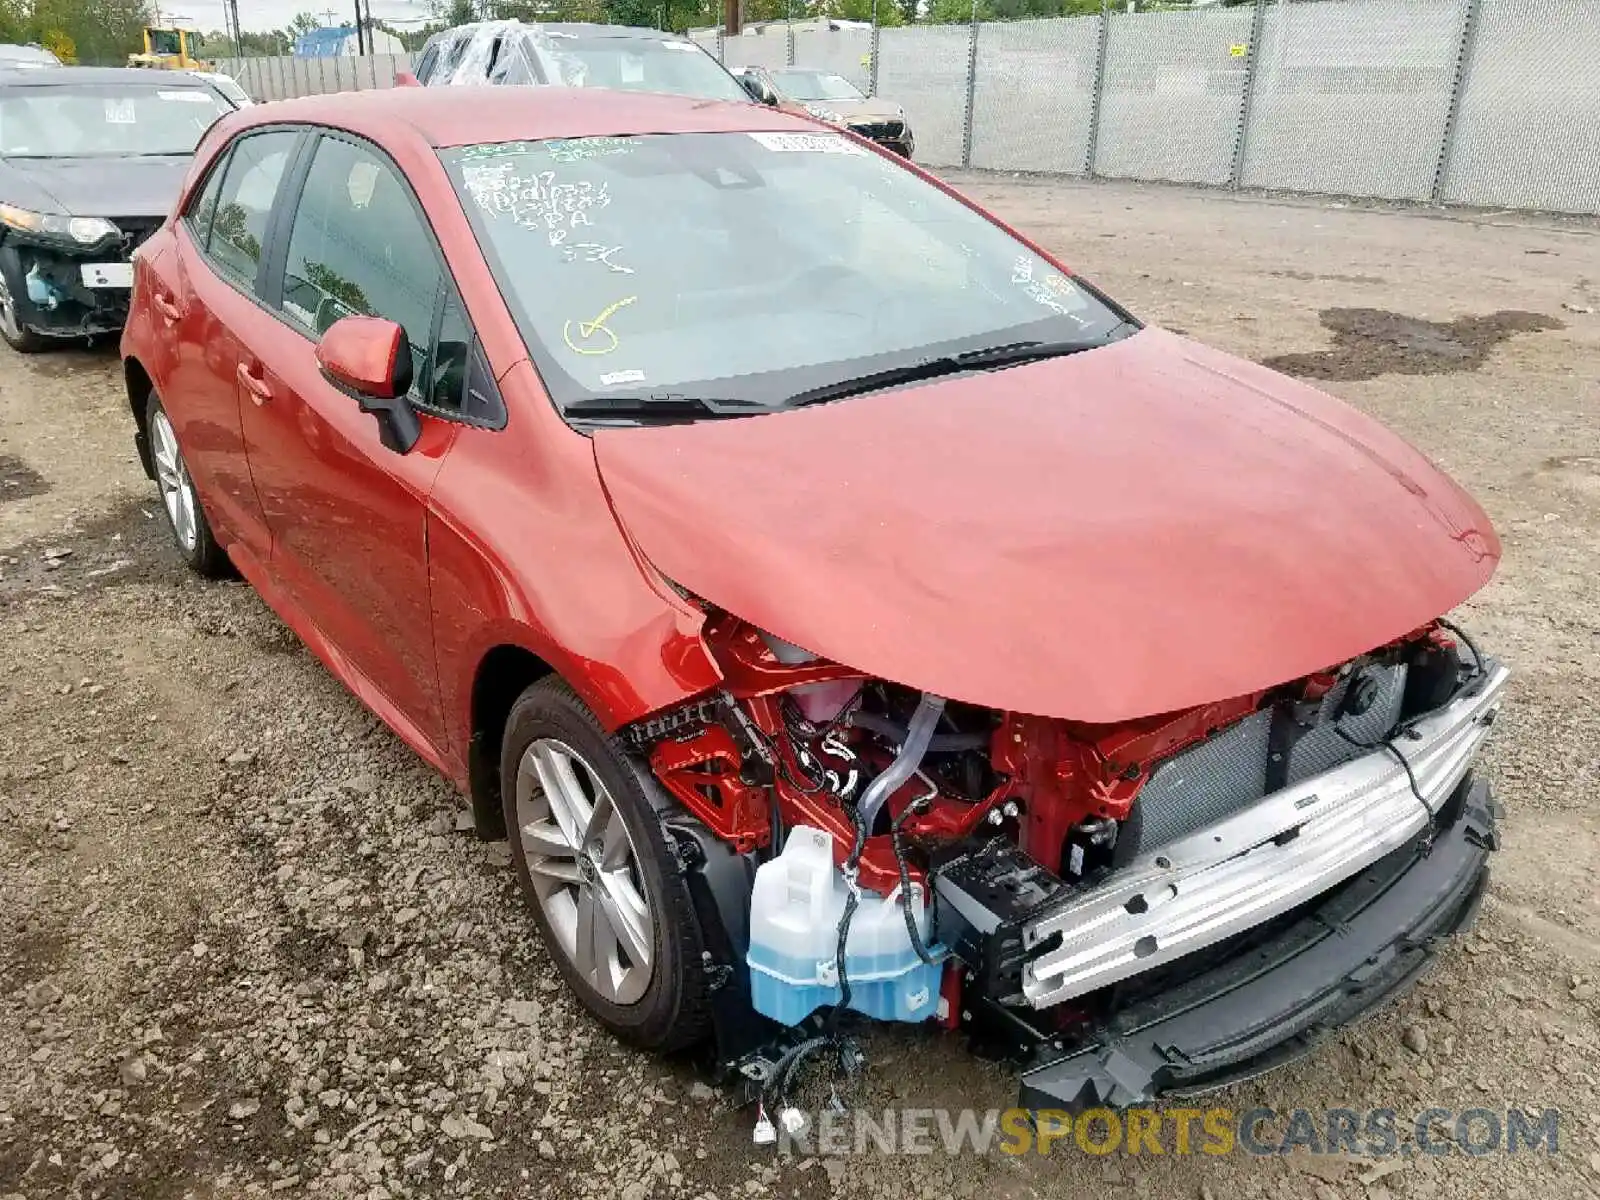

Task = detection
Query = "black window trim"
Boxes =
[256,124,506,431]
[180,138,234,253]
[413,42,439,84]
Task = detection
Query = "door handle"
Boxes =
[152,292,182,322]
[236,361,272,405]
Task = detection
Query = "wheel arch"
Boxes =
[124,355,156,480]
[467,642,557,840]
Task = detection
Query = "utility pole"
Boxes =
[353,0,365,53]
[724,0,740,37]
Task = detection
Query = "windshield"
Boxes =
[770,70,862,102]
[553,37,747,102]
[444,131,1127,418]
[0,85,228,156]
[149,30,183,56]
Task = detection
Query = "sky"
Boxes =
[155,0,442,34]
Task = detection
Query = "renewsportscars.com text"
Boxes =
[774,1106,1561,1158]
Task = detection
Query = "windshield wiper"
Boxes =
[784,325,1137,410]
[562,393,770,422]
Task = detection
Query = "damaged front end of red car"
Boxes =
[623,607,1506,1117]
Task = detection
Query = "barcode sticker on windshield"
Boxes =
[661,40,698,50]
[104,98,137,124]
[159,90,216,103]
[747,132,865,155]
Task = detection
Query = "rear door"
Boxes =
[160,128,302,561]
[232,130,489,756]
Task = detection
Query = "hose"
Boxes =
[1437,617,1484,678]
[853,693,946,836]
[845,709,986,753]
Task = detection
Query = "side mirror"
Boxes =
[738,74,774,105]
[394,69,420,87]
[315,315,422,454]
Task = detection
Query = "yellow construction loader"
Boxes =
[127,27,213,71]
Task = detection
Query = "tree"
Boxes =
[39,26,74,58]
[0,0,26,42]
[815,0,906,26]
[926,0,987,20]
[2,0,152,65]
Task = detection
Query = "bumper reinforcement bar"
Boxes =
[1018,776,1498,1111]
[1021,662,1508,1009]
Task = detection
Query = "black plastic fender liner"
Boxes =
[658,805,782,1070]
[1018,777,1498,1113]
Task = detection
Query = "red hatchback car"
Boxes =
[121,87,1507,1113]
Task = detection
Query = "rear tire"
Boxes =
[500,677,712,1053]
[144,389,232,578]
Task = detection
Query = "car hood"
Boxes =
[0,155,190,217]
[818,98,903,123]
[593,328,1499,723]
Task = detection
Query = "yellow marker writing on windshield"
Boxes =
[563,295,637,356]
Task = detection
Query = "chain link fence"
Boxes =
[217,0,1600,215]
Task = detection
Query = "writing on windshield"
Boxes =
[445,131,1124,416]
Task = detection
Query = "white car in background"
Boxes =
[186,71,252,107]
[0,44,62,69]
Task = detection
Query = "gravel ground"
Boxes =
[3,176,1599,1200]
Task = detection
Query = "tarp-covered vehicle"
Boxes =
[409,20,751,103]
[0,66,229,351]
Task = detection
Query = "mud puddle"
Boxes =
[1261,307,1562,381]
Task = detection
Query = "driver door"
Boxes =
[231,131,467,757]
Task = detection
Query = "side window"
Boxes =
[206,130,298,289]
[490,42,535,86]
[276,136,442,404]
[413,44,438,84]
[183,152,229,247]
[428,292,472,413]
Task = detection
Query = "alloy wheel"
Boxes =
[514,738,656,1005]
[149,409,199,552]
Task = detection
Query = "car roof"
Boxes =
[427,21,696,46]
[0,65,213,88]
[227,85,814,149]
[539,23,697,41]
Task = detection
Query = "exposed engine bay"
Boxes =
[626,610,1506,1118]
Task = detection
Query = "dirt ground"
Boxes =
[3,175,1599,1200]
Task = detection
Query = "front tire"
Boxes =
[500,678,712,1052]
[0,258,47,354]
[145,390,231,578]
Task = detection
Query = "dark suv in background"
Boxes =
[411,20,750,103]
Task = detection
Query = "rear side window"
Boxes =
[413,43,439,84]
[202,130,298,289]
[488,39,536,85]
[183,153,228,245]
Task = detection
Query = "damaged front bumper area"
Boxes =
[1022,661,1508,1007]
[1018,774,1497,1110]
[936,661,1507,1110]
[0,226,152,340]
